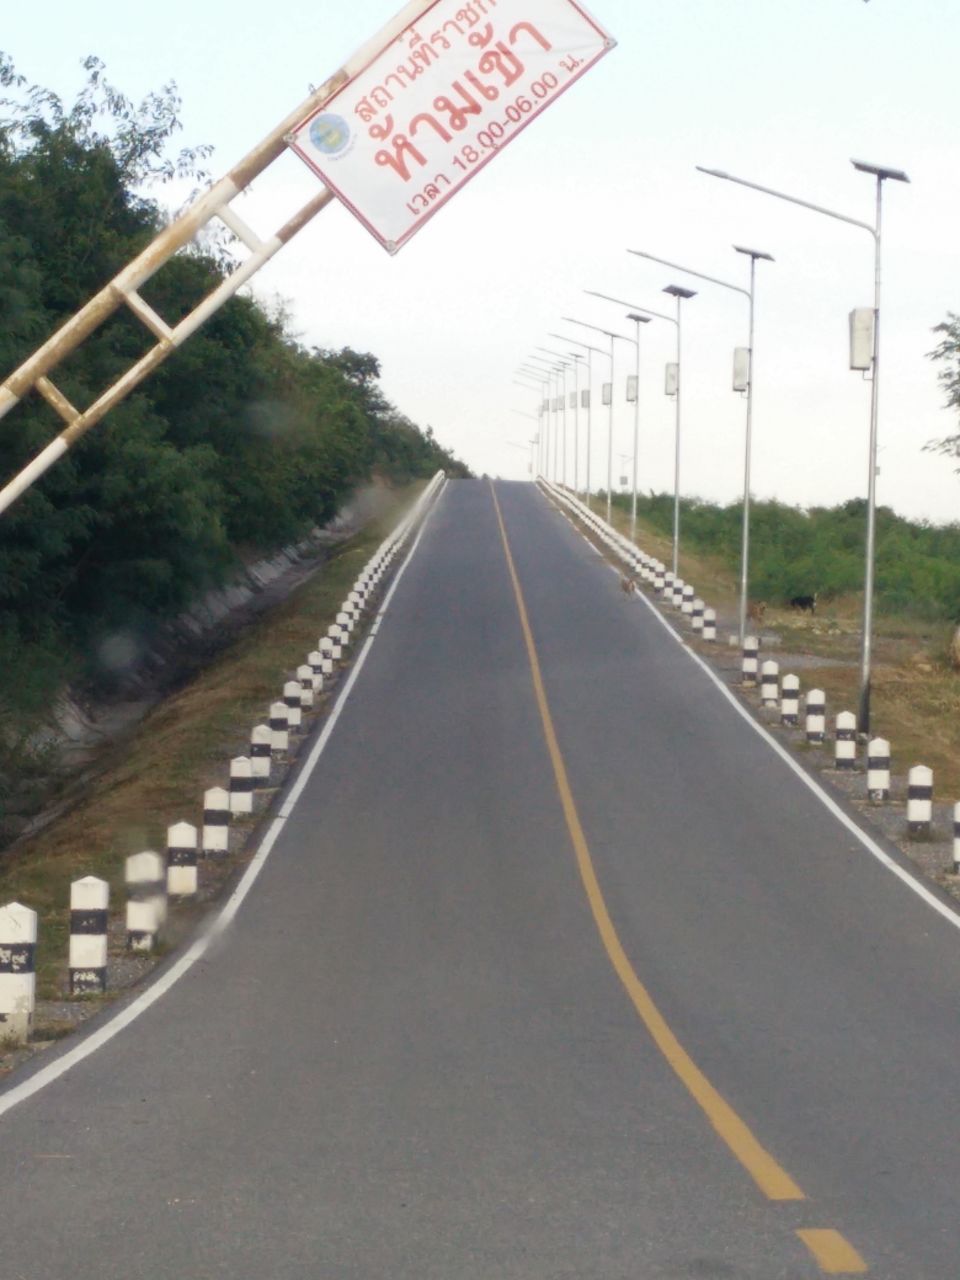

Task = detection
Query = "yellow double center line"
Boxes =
[490,484,866,1276]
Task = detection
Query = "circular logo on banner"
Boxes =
[309,114,351,155]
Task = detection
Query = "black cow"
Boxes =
[789,593,818,614]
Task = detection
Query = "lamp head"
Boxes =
[733,244,774,262]
[851,159,910,183]
[663,284,697,300]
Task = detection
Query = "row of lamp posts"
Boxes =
[513,158,908,737]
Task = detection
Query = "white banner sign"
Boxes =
[626,374,638,402]
[581,389,590,408]
[288,0,615,253]
[601,382,612,405]
[569,391,577,408]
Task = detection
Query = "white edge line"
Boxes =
[541,481,960,936]
[0,478,448,1121]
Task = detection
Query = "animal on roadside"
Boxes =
[620,573,637,596]
[950,625,960,672]
[747,601,766,624]
[789,592,818,614]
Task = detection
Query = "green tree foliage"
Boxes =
[926,313,960,467]
[0,55,468,735]
[613,491,960,622]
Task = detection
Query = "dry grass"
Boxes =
[0,488,418,997]
[600,501,960,799]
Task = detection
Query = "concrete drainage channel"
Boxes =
[540,478,960,920]
[0,473,447,1076]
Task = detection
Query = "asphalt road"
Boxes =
[3,477,960,1278]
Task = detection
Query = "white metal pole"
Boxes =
[607,333,615,525]
[630,320,641,543]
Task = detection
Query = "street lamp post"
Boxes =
[698,160,909,734]
[662,285,697,579]
[549,333,609,514]
[516,366,551,476]
[629,246,773,643]
[585,289,691,573]
[524,356,568,482]
[536,346,583,491]
[625,312,651,542]
[527,353,573,485]
[563,317,636,524]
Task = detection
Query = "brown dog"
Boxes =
[747,600,766,624]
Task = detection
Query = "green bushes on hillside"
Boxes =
[0,54,467,721]
[611,491,960,622]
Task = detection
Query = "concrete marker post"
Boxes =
[702,608,717,641]
[681,584,695,616]
[202,787,231,857]
[805,689,826,743]
[0,901,36,1045]
[69,876,109,994]
[297,664,315,707]
[760,660,780,707]
[834,712,857,770]
[867,738,891,801]
[166,821,198,897]
[125,852,166,951]
[306,651,325,691]
[692,599,705,633]
[250,725,273,784]
[229,756,255,815]
[741,636,760,687]
[269,702,289,754]
[953,802,960,874]
[780,674,801,726]
[283,680,303,731]
[907,766,933,837]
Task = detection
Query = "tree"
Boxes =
[925,313,960,466]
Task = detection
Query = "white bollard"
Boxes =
[760,660,779,707]
[691,598,704,632]
[0,901,37,1044]
[306,651,325,691]
[805,689,826,743]
[681,584,695,615]
[867,738,891,801]
[907,766,933,837]
[702,608,717,641]
[69,876,109,994]
[670,578,685,607]
[167,821,198,897]
[741,636,760,686]
[202,787,231,857]
[318,639,336,675]
[250,724,273,784]
[126,852,166,951]
[229,756,255,815]
[834,712,857,770]
[325,626,343,660]
[780,674,801,726]
[953,803,960,874]
[269,702,289,754]
[297,664,315,707]
[283,680,303,730]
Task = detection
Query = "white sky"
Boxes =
[4,0,959,522]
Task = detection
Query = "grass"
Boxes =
[0,485,421,999]
[594,495,960,800]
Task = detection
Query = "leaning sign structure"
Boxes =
[0,0,614,514]
[289,0,614,252]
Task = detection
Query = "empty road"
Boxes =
[2,478,960,1278]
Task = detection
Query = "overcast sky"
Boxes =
[4,0,959,522]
